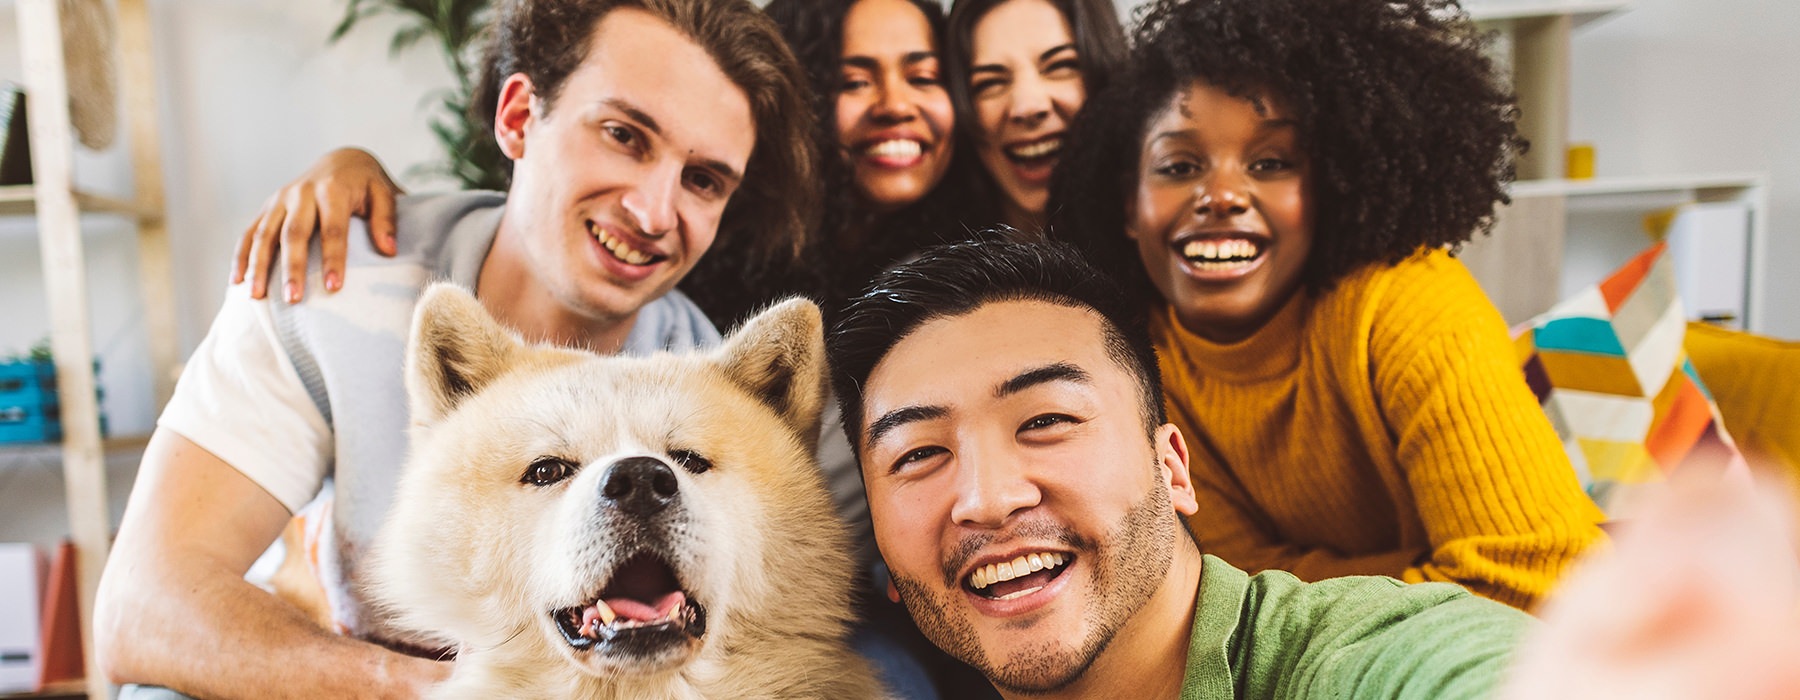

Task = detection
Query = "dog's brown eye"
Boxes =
[669,450,712,474]
[523,457,578,486]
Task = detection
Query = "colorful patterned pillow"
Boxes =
[1513,242,1742,518]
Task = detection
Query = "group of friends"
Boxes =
[86,0,1790,697]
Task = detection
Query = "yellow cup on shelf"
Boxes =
[1566,143,1595,180]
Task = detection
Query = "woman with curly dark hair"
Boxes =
[942,0,1126,232]
[1050,0,1606,611]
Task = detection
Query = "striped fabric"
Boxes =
[1514,243,1741,518]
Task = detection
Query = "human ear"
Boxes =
[1155,423,1198,516]
[494,73,536,161]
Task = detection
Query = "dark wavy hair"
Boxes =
[1050,0,1525,301]
[944,0,1126,229]
[470,0,819,278]
[688,0,988,331]
[828,235,1165,455]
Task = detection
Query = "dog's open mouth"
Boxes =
[552,552,707,652]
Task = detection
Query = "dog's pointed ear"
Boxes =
[718,297,828,439]
[406,283,524,426]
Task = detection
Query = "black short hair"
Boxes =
[1050,0,1525,301]
[827,235,1165,455]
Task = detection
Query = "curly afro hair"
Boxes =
[1050,0,1526,301]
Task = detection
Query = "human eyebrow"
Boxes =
[865,404,949,449]
[995,362,1091,399]
[603,98,663,138]
[691,157,743,190]
[900,51,939,67]
[604,98,743,185]
[842,56,880,72]
[1038,43,1077,64]
[1147,129,1196,147]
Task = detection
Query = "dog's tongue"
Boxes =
[587,591,685,626]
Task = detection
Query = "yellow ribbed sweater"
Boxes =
[1153,249,1606,611]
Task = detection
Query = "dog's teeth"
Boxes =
[596,600,617,625]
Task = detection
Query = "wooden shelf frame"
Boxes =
[0,185,155,220]
[14,0,176,698]
[1456,1,1772,335]
[1467,0,1633,25]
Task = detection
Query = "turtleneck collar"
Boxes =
[1157,291,1310,382]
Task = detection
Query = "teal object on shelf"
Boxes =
[0,358,106,444]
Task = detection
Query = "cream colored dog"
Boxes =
[364,285,881,699]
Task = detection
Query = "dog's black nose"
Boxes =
[600,457,679,514]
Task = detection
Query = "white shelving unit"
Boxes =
[1459,1,1771,331]
[4,1,175,698]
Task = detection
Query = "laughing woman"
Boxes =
[759,0,983,325]
[1051,0,1606,611]
[944,0,1126,232]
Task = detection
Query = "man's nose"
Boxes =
[949,441,1041,529]
[622,161,680,238]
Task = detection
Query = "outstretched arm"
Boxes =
[95,430,450,699]
[233,147,403,303]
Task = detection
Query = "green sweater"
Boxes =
[1182,555,1530,699]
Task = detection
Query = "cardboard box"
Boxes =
[0,543,44,694]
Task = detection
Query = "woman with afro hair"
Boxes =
[1050,0,1606,611]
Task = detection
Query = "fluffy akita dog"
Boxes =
[365,285,882,699]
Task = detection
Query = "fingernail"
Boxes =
[285,281,301,304]
[325,271,341,292]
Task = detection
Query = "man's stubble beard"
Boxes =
[891,470,1180,695]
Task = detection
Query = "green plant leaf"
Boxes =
[331,0,505,190]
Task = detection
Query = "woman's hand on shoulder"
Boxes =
[233,147,402,302]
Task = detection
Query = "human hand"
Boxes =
[1500,466,1800,700]
[233,147,402,303]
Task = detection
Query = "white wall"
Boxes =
[0,1,457,438]
[1567,0,1800,338]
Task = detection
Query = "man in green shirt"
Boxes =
[826,238,1533,698]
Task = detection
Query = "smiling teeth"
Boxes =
[1006,137,1062,160]
[1182,239,1258,263]
[591,223,654,265]
[867,139,923,159]
[969,552,1067,590]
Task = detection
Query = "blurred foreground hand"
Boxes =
[1502,465,1800,700]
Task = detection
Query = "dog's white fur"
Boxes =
[364,285,882,699]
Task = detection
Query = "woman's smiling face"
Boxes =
[836,0,956,212]
[1125,80,1313,342]
[966,0,1087,226]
